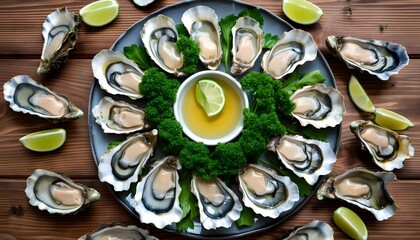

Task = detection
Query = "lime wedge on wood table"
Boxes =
[79,0,119,27]
[348,75,376,113]
[333,207,368,240]
[374,108,414,131]
[19,128,66,152]
[195,80,226,117]
[282,0,324,25]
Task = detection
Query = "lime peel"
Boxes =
[19,128,66,152]
[374,108,414,131]
[282,0,324,25]
[348,75,376,113]
[79,0,119,27]
[195,80,226,117]
[333,206,368,240]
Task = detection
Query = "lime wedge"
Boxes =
[79,0,119,27]
[374,108,414,131]
[348,75,376,113]
[195,80,226,117]
[282,0,324,25]
[333,207,368,240]
[19,128,66,152]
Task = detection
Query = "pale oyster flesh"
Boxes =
[326,36,409,80]
[290,84,345,129]
[92,49,144,100]
[191,175,242,230]
[92,96,148,134]
[78,223,158,240]
[134,156,183,229]
[38,7,79,74]
[98,129,157,191]
[268,135,336,185]
[350,120,414,171]
[3,75,83,122]
[317,167,397,221]
[238,164,299,219]
[181,5,222,70]
[278,220,334,240]
[25,169,100,215]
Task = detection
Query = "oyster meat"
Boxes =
[98,129,157,191]
[92,49,144,100]
[238,164,299,218]
[317,167,397,221]
[25,169,100,214]
[326,35,409,80]
[3,75,83,122]
[350,120,414,171]
[92,96,149,134]
[261,29,318,79]
[191,175,242,230]
[230,16,263,74]
[181,5,222,70]
[134,156,183,229]
[290,84,345,129]
[38,7,79,74]
[268,135,336,185]
[141,14,185,76]
[277,220,334,240]
[79,223,158,240]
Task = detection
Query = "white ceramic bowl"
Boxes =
[173,70,249,146]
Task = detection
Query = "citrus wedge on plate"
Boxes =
[282,0,324,25]
[196,79,226,117]
[333,207,368,240]
[348,75,376,113]
[19,128,66,152]
[79,0,119,27]
[374,108,414,131]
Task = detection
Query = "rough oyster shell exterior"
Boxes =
[278,220,334,240]
[78,223,158,240]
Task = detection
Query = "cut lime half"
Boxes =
[374,108,414,131]
[195,79,226,117]
[79,0,119,27]
[348,75,376,113]
[19,128,66,152]
[282,0,324,25]
[333,207,368,240]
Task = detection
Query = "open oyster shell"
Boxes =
[92,96,149,134]
[181,5,222,70]
[317,167,397,221]
[98,129,157,191]
[290,84,345,129]
[238,164,299,219]
[268,135,336,185]
[261,29,317,79]
[350,120,414,171]
[25,169,100,215]
[38,7,79,74]
[326,36,409,80]
[3,75,83,122]
[134,156,183,229]
[78,223,158,240]
[191,175,242,230]
[133,0,155,7]
[277,220,334,240]
[92,49,144,100]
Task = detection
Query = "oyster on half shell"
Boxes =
[277,220,334,240]
[79,223,158,240]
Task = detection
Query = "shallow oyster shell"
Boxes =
[327,36,409,80]
[268,135,336,185]
[317,167,397,221]
[3,75,83,122]
[92,49,144,100]
[38,7,79,74]
[78,223,158,240]
[25,169,100,215]
[133,0,155,7]
[191,175,242,230]
[350,120,414,171]
[278,220,334,240]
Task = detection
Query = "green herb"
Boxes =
[379,24,388,31]
[158,118,188,155]
[176,23,189,37]
[123,44,152,70]
[236,206,255,228]
[263,33,279,49]
[176,169,199,232]
[107,140,122,150]
[282,70,326,95]
[238,8,264,27]
[342,6,353,16]
[140,67,180,100]
[219,14,238,72]
[286,122,328,142]
[176,35,200,75]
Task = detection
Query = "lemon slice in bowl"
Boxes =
[374,108,414,131]
[79,0,119,27]
[19,128,66,152]
[282,0,324,25]
[333,207,368,240]
[348,75,376,113]
[195,80,226,117]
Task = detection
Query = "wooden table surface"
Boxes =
[1,0,419,239]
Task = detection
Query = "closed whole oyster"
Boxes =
[238,164,299,218]
[92,96,149,134]
[317,167,397,221]
[134,156,183,229]
[290,84,345,129]
[278,220,334,240]
[350,120,414,171]
[181,5,222,70]
[98,129,157,191]
[25,169,100,214]
[191,175,242,230]
[92,49,144,100]
[3,75,83,122]
[268,135,336,185]
[230,16,263,74]
[38,7,79,74]
[78,223,158,240]
[327,36,409,80]
[261,29,317,79]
